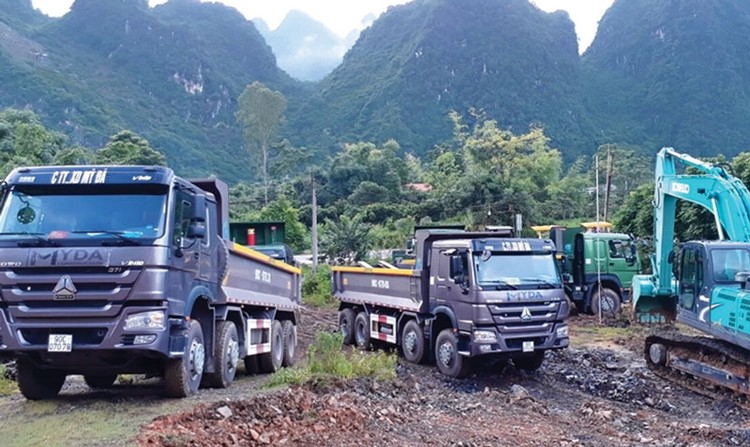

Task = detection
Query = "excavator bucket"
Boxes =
[632,294,677,324]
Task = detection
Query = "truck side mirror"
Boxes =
[450,255,469,291]
[625,245,637,266]
[191,194,206,223]
[187,223,206,239]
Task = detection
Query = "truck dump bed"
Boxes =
[332,266,422,312]
[221,243,301,312]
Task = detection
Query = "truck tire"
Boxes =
[354,312,371,350]
[243,355,259,375]
[591,287,621,318]
[217,238,230,283]
[512,351,545,372]
[401,320,425,364]
[435,329,470,378]
[282,320,297,367]
[202,321,239,388]
[164,320,205,398]
[16,358,66,400]
[84,374,118,389]
[258,320,284,373]
[338,308,355,345]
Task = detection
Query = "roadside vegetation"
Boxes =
[266,332,397,387]
[0,364,17,395]
[300,265,334,307]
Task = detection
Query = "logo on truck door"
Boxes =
[53,275,77,300]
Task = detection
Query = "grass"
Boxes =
[266,332,398,387]
[0,364,17,395]
[301,265,336,308]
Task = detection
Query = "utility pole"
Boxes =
[603,145,614,223]
[311,172,318,271]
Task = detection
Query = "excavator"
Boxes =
[633,147,750,399]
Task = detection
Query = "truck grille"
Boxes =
[489,301,560,333]
[19,327,108,346]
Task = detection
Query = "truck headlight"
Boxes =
[556,325,569,338]
[124,311,166,331]
[473,330,497,343]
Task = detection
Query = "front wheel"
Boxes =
[202,321,239,388]
[401,320,425,364]
[164,320,205,397]
[16,358,66,400]
[435,329,470,378]
[591,287,621,318]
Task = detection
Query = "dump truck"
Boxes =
[334,229,569,377]
[538,223,640,317]
[0,165,301,399]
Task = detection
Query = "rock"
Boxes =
[216,405,233,419]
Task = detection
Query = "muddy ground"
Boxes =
[2,308,750,446]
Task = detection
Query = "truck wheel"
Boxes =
[591,287,621,318]
[202,321,239,388]
[401,320,425,364]
[338,308,355,345]
[282,320,297,367]
[164,320,205,397]
[258,320,284,373]
[243,355,259,375]
[354,312,371,350]
[435,329,470,378]
[16,358,66,400]
[84,374,118,389]
[513,351,545,372]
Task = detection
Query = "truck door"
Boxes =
[170,189,200,280]
[197,203,214,281]
[607,238,639,288]
[434,249,452,302]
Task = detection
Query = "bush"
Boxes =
[301,265,334,307]
[266,332,397,387]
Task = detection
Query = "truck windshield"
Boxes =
[474,252,561,288]
[0,185,168,244]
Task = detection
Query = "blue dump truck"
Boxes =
[0,165,301,399]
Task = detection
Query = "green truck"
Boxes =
[540,223,641,317]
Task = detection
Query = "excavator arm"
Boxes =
[633,147,750,322]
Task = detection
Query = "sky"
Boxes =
[30,0,615,53]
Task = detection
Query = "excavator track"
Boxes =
[645,333,750,406]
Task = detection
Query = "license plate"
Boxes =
[522,341,534,353]
[48,334,73,352]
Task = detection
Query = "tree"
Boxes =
[258,196,309,252]
[235,82,287,205]
[0,108,68,176]
[321,215,371,263]
[96,131,167,166]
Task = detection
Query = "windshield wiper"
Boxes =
[519,278,560,288]
[481,280,518,290]
[1,232,57,247]
[69,230,140,246]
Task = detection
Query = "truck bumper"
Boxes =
[466,322,569,357]
[0,305,187,373]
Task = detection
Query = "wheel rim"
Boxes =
[227,338,239,374]
[340,318,350,339]
[274,329,283,360]
[355,320,366,345]
[602,296,615,313]
[438,341,454,367]
[189,338,205,379]
[649,343,667,365]
[403,330,417,355]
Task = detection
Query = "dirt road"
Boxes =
[2,309,750,446]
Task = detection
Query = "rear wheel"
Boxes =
[282,320,297,367]
[202,321,239,388]
[258,320,284,373]
[339,308,355,345]
[354,312,371,350]
[16,358,66,400]
[164,320,205,397]
[591,287,621,318]
[435,329,470,378]
[401,320,425,364]
[512,351,545,372]
[84,374,118,389]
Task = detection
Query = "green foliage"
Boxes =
[0,365,17,395]
[0,108,68,176]
[95,131,167,166]
[320,214,371,262]
[301,264,333,308]
[266,332,397,387]
[257,195,309,252]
